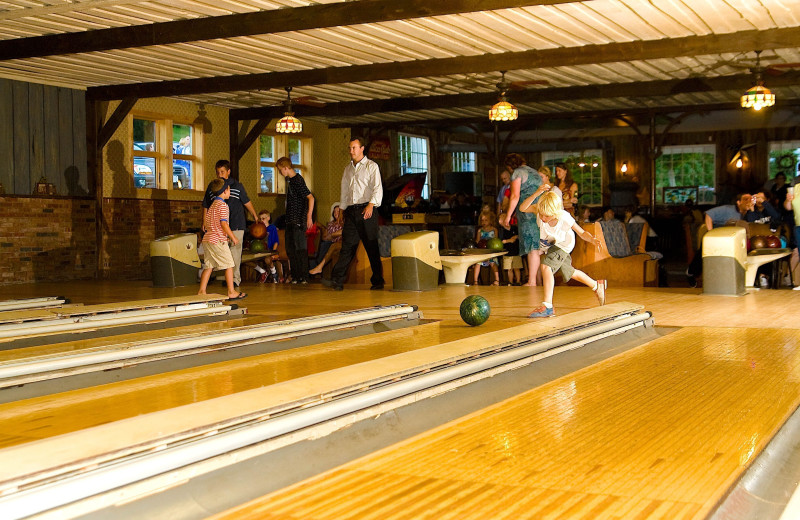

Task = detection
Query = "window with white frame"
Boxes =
[259,135,313,194]
[768,141,800,182]
[131,116,202,191]
[541,150,603,205]
[398,133,430,198]
[655,144,716,204]
[451,151,476,172]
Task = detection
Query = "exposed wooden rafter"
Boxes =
[230,71,800,121]
[87,26,800,101]
[0,0,581,61]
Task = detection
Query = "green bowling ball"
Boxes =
[250,239,266,253]
[460,295,491,326]
[486,237,504,251]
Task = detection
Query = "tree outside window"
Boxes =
[768,141,800,183]
[655,145,715,204]
[541,150,603,205]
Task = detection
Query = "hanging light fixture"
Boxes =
[741,51,776,111]
[276,87,303,133]
[489,71,518,122]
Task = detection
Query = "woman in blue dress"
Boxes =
[502,153,542,286]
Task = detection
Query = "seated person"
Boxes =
[600,206,619,222]
[254,209,281,283]
[309,203,344,277]
[471,211,500,286]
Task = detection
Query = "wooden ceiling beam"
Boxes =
[231,70,800,121]
[0,0,580,61]
[332,99,800,130]
[87,26,800,101]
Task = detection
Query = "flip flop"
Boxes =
[228,292,247,300]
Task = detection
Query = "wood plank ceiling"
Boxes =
[0,0,799,126]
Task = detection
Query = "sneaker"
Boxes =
[300,280,309,285]
[528,305,554,318]
[594,280,607,305]
[370,284,384,290]
[258,272,268,283]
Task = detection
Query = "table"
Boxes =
[439,250,507,285]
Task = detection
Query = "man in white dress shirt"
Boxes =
[326,137,384,291]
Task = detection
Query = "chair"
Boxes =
[570,221,658,286]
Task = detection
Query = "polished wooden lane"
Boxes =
[0,281,797,330]
[0,316,526,449]
[211,326,800,520]
[0,314,273,363]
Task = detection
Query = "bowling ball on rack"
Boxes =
[750,236,767,250]
[766,235,781,248]
[460,295,491,327]
[250,240,266,253]
[463,239,478,250]
[250,221,267,240]
[477,239,488,249]
[486,237,504,251]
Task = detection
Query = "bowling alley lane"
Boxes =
[0,318,517,449]
[0,313,273,362]
[210,326,800,520]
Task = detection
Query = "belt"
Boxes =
[347,203,368,210]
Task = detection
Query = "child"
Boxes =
[199,178,246,300]
[498,212,521,285]
[472,210,500,286]
[519,188,605,318]
[254,209,281,283]
[277,156,314,285]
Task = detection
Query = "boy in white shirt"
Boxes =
[519,188,606,318]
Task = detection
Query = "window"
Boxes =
[768,141,800,181]
[655,145,715,204]
[132,116,202,191]
[541,150,603,205]
[398,133,430,198]
[259,135,312,194]
[451,151,476,172]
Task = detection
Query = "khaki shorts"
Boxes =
[541,246,575,281]
[203,241,234,270]
[502,255,523,270]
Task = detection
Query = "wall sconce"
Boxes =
[735,157,743,169]
[591,160,599,168]
[620,162,628,174]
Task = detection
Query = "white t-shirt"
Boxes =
[537,210,577,253]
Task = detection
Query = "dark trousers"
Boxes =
[331,206,384,286]
[285,223,309,282]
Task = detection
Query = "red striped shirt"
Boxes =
[204,199,229,244]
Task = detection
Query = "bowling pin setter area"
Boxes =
[0,282,800,520]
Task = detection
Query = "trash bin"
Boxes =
[150,233,202,287]
[703,226,747,295]
[391,231,442,291]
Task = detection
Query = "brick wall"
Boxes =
[0,196,96,284]
[101,198,202,280]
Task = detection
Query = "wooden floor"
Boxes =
[211,325,800,520]
[0,280,799,518]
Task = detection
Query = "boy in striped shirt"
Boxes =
[199,178,246,300]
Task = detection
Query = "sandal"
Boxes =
[227,292,248,300]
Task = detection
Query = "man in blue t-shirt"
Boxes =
[687,193,753,287]
[202,160,259,287]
